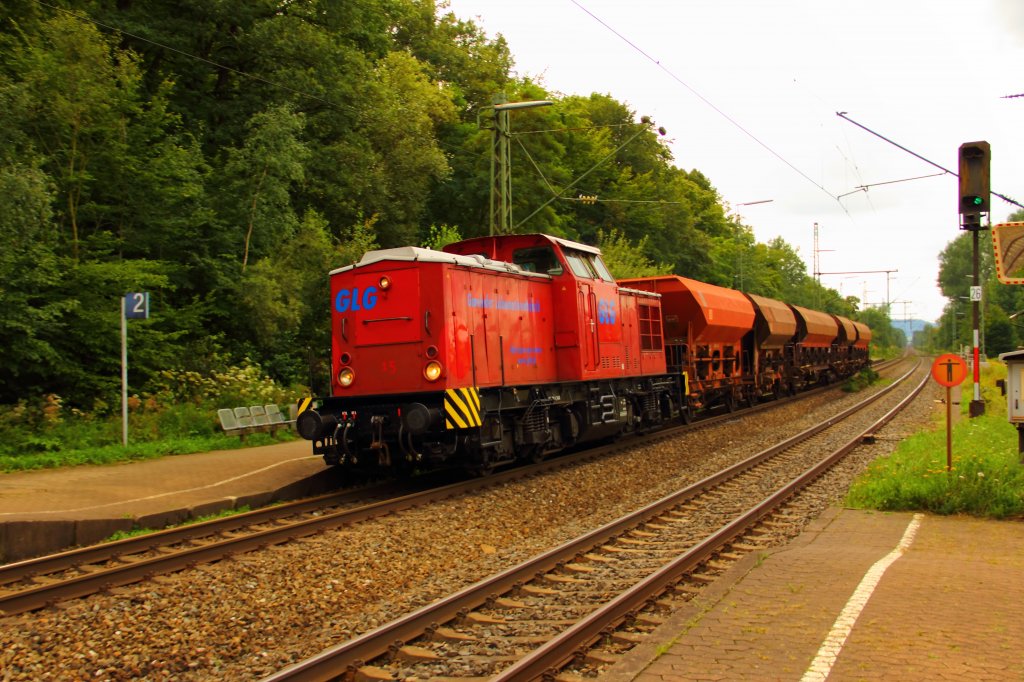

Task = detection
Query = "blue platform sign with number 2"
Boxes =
[124,292,150,319]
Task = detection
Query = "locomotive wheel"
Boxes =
[466,437,495,477]
[470,463,494,477]
[520,444,545,464]
[392,455,415,479]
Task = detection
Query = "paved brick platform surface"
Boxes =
[610,507,1024,681]
[0,441,335,562]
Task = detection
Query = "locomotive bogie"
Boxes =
[301,375,680,473]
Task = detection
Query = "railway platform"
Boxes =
[608,506,1024,681]
[0,440,334,563]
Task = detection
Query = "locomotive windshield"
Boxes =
[513,246,563,275]
[565,249,615,282]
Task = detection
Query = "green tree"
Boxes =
[0,155,70,402]
[11,13,145,260]
[422,224,462,250]
[234,210,338,384]
[363,51,456,246]
[985,305,1015,357]
[598,229,672,279]
[0,9,210,404]
[220,104,309,271]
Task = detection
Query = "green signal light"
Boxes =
[963,195,984,207]
[972,196,983,206]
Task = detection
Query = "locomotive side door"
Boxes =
[590,276,621,371]
[578,281,599,371]
[563,248,620,375]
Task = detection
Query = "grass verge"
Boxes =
[103,505,253,543]
[0,431,296,473]
[845,361,1024,519]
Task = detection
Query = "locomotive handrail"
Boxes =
[361,316,412,323]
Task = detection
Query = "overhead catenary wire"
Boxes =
[513,118,655,228]
[836,112,1024,210]
[515,123,636,135]
[570,0,845,209]
[856,172,947,190]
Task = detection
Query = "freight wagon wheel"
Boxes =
[724,395,737,413]
[746,390,758,408]
[771,382,782,400]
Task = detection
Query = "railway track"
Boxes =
[262,358,924,681]
[0,357,904,617]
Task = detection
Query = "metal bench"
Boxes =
[217,404,296,440]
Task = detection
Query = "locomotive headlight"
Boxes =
[423,361,443,382]
[338,367,355,388]
[378,275,392,290]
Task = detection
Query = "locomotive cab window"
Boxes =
[590,254,614,282]
[513,246,563,275]
[564,249,614,282]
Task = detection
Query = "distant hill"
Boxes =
[891,319,931,337]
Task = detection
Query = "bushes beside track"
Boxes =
[846,361,1024,519]
[843,367,880,392]
[0,360,301,472]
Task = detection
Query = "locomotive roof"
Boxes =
[441,233,603,256]
[329,246,549,277]
[546,234,601,255]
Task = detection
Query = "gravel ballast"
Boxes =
[0,364,943,680]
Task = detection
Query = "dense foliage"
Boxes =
[0,0,887,420]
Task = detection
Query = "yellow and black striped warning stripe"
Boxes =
[444,387,482,429]
[297,397,314,415]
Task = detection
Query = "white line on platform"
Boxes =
[800,513,924,682]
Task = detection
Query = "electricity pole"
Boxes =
[479,96,553,235]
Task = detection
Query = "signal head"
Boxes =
[958,141,990,220]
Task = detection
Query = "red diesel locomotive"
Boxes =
[295,233,871,474]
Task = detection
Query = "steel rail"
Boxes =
[0,483,388,585]
[495,365,929,681]
[262,360,921,682]
[0,468,534,615]
[0,357,903,615]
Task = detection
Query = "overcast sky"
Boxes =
[443,0,1024,323]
